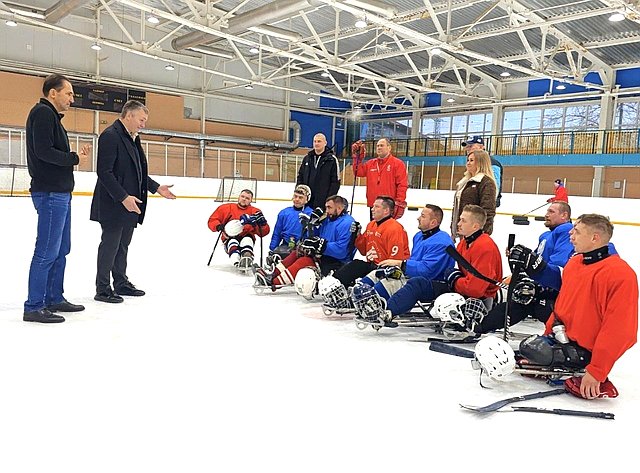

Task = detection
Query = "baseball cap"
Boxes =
[294,184,311,200]
[461,136,484,147]
[554,179,563,185]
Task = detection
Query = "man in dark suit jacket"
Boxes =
[90,100,176,303]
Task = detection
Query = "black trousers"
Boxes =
[96,224,135,292]
[478,298,553,333]
[318,255,344,277]
[333,260,377,287]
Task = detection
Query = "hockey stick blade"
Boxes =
[510,406,614,419]
[428,341,475,358]
[459,388,566,413]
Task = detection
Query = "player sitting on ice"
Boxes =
[207,189,270,271]
[510,214,637,399]
[319,204,453,314]
[267,185,313,267]
[253,195,356,296]
[352,205,502,327]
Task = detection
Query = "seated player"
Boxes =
[353,205,502,325]
[207,189,270,270]
[268,185,313,262]
[515,214,637,399]
[254,195,356,291]
[332,196,409,289]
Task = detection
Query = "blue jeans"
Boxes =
[24,192,72,312]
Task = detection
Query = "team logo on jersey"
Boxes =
[387,165,391,171]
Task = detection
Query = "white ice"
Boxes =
[1,191,638,472]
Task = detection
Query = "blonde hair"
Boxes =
[464,150,495,184]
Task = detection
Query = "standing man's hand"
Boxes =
[77,144,91,166]
[122,195,142,214]
[157,184,177,199]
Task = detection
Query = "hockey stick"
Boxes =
[459,388,565,412]
[428,341,475,358]
[496,406,614,419]
[504,233,516,341]
[444,246,508,289]
[207,231,223,266]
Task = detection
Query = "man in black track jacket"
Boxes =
[296,133,340,210]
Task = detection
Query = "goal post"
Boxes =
[215,176,258,202]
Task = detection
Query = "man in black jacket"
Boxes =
[90,100,176,303]
[23,73,90,324]
[296,133,340,210]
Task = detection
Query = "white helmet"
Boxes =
[295,267,318,300]
[430,292,466,324]
[474,336,516,381]
[224,219,244,237]
[318,275,350,309]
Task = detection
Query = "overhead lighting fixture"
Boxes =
[388,86,398,92]
[556,84,566,90]
[9,7,44,20]
[188,46,235,60]
[248,25,302,42]
[90,43,102,51]
[446,98,455,103]
[608,12,625,22]
[307,97,316,102]
[321,71,331,78]
[249,46,260,54]
[355,18,367,28]
[5,20,18,27]
[245,84,254,90]
[147,15,160,24]
[164,64,175,71]
[431,47,443,55]
[500,71,511,77]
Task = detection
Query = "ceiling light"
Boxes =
[355,18,367,28]
[147,15,160,24]
[556,84,566,90]
[249,46,260,54]
[307,97,316,102]
[164,64,175,71]
[321,71,331,78]
[608,12,625,22]
[90,43,102,51]
[8,7,44,19]
[245,84,254,90]
[446,98,455,103]
[388,86,398,92]
[188,46,235,60]
[5,20,18,27]
[431,47,443,55]
[500,71,511,77]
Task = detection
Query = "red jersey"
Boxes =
[544,254,638,382]
[453,233,502,299]
[548,186,568,203]
[354,154,408,207]
[355,217,409,264]
[207,202,270,238]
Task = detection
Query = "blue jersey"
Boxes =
[318,212,356,263]
[269,205,312,251]
[533,222,573,289]
[405,229,455,280]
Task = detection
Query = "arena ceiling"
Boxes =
[1,0,640,111]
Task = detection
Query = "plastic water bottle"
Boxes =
[552,319,569,344]
[288,237,296,250]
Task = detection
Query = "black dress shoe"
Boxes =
[24,308,65,323]
[48,300,85,312]
[115,282,145,297]
[94,288,124,303]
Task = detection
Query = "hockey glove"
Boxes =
[301,237,327,257]
[564,376,619,400]
[299,212,311,226]
[351,140,366,167]
[240,214,255,226]
[350,221,362,235]
[445,267,464,291]
[375,266,403,280]
[393,200,407,219]
[215,224,225,232]
[511,274,537,305]
[254,211,267,226]
[309,206,324,224]
[508,244,546,275]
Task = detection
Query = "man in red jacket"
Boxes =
[517,214,637,399]
[547,178,569,203]
[352,138,408,220]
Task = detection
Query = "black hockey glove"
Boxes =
[375,266,403,280]
[511,274,537,305]
[445,267,464,291]
[216,224,225,232]
[309,207,324,224]
[254,211,267,226]
[299,212,311,226]
[301,237,327,257]
[350,221,362,235]
[509,244,546,275]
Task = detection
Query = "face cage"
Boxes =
[352,288,386,322]
[321,283,351,309]
[462,298,488,332]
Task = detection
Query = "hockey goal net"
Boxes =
[215,176,258,202]
[0,164,30,197]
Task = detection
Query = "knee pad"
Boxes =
[239,236,254,255]
[226,237,240,255]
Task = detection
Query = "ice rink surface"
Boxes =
[1,194,639,472]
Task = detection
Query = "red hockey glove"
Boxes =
[393,200,407,219]
[564,376,619,399]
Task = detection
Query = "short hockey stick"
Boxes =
[501,406,614,419]
[444,246,507,289]
[207,231,223,266]
[428,341,475,358]
[459,388,566,412]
